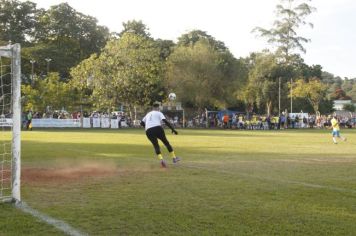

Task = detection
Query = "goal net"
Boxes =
[0,44,21,203]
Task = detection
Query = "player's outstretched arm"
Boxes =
[162,119,178,135]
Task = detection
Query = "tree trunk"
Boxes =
[266,101,272,117]
[309,98,319,114]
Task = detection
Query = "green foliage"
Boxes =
[291,77,328,113]
[318,99,334,114]
[71,33,164,110]
[341,79,356,101]
[155,39,175,60]
[1,1,111,78]
[69,53,98,108]
[243,52,281,115]
[118,20,151,38]
[0,0,37,44]
[321,72,356,101]
[166,38,244,110]
[177,30,227,52]
[35,3,110,59]
[343,103,355,112]
[243,50,326,115]
[22,40,81,78]
[22,73,79,112]
[349,85,356,101]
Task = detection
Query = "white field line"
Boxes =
[180,162,356,195]
[16,202,87,236]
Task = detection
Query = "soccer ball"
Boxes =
[168,93,176,101]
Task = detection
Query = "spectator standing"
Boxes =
[223,113,229,129]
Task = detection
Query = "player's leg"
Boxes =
[156,127,180,163]
[338,131,347,141]
[146,128,166,167]
[332,130,338,144]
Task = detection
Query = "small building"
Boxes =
[333,100,353,111]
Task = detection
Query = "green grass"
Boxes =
[1,128,356,235]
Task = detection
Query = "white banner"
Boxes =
[83,118,91,128]
[0,118,13,127]
[92,118,101,128]
[289,113,309,119]
[101,118,110,128]
[121,121,128,127]
[29,118,130,128]
[32,119,81,128]
[111,119,118,129]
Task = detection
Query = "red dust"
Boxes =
[22,163,118,184]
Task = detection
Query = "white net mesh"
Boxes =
[0,53,13,202]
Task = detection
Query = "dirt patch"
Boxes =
[22,162,119,184]
[21,161,162,185]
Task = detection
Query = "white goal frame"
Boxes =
[0,44,21,203]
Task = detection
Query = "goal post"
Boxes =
[0,44,21,203]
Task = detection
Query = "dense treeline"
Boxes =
[0,0,111,78]
[0,0,355,116]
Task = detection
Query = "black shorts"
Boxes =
[146,126,165,138]
[146,126,173,154]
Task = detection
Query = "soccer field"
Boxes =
[1,129,356,235]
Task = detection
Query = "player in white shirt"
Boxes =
[141,102,180,168]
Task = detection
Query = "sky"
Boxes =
[25,0,356,79]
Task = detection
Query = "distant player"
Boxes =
[26,110,33,131]
[331,116,347,144]
[141,102,180,167]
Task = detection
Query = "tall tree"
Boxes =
[243,52,283,116]
[253,0,315,62]
[0,0,38,44]
[177,30,228,52]
[69,53,98,109]
[166,38,242,110]
[21,2,110,78]
[290,77,328,113]
[252,1,316,114]
[71,32,164,111]
[34,3,110,59]
[118,20,151,38]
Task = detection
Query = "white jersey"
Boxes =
[142,110,166,130]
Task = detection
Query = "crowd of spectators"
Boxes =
[23,109,356,130]
[86,111,132,127]
[186,112,355,129]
